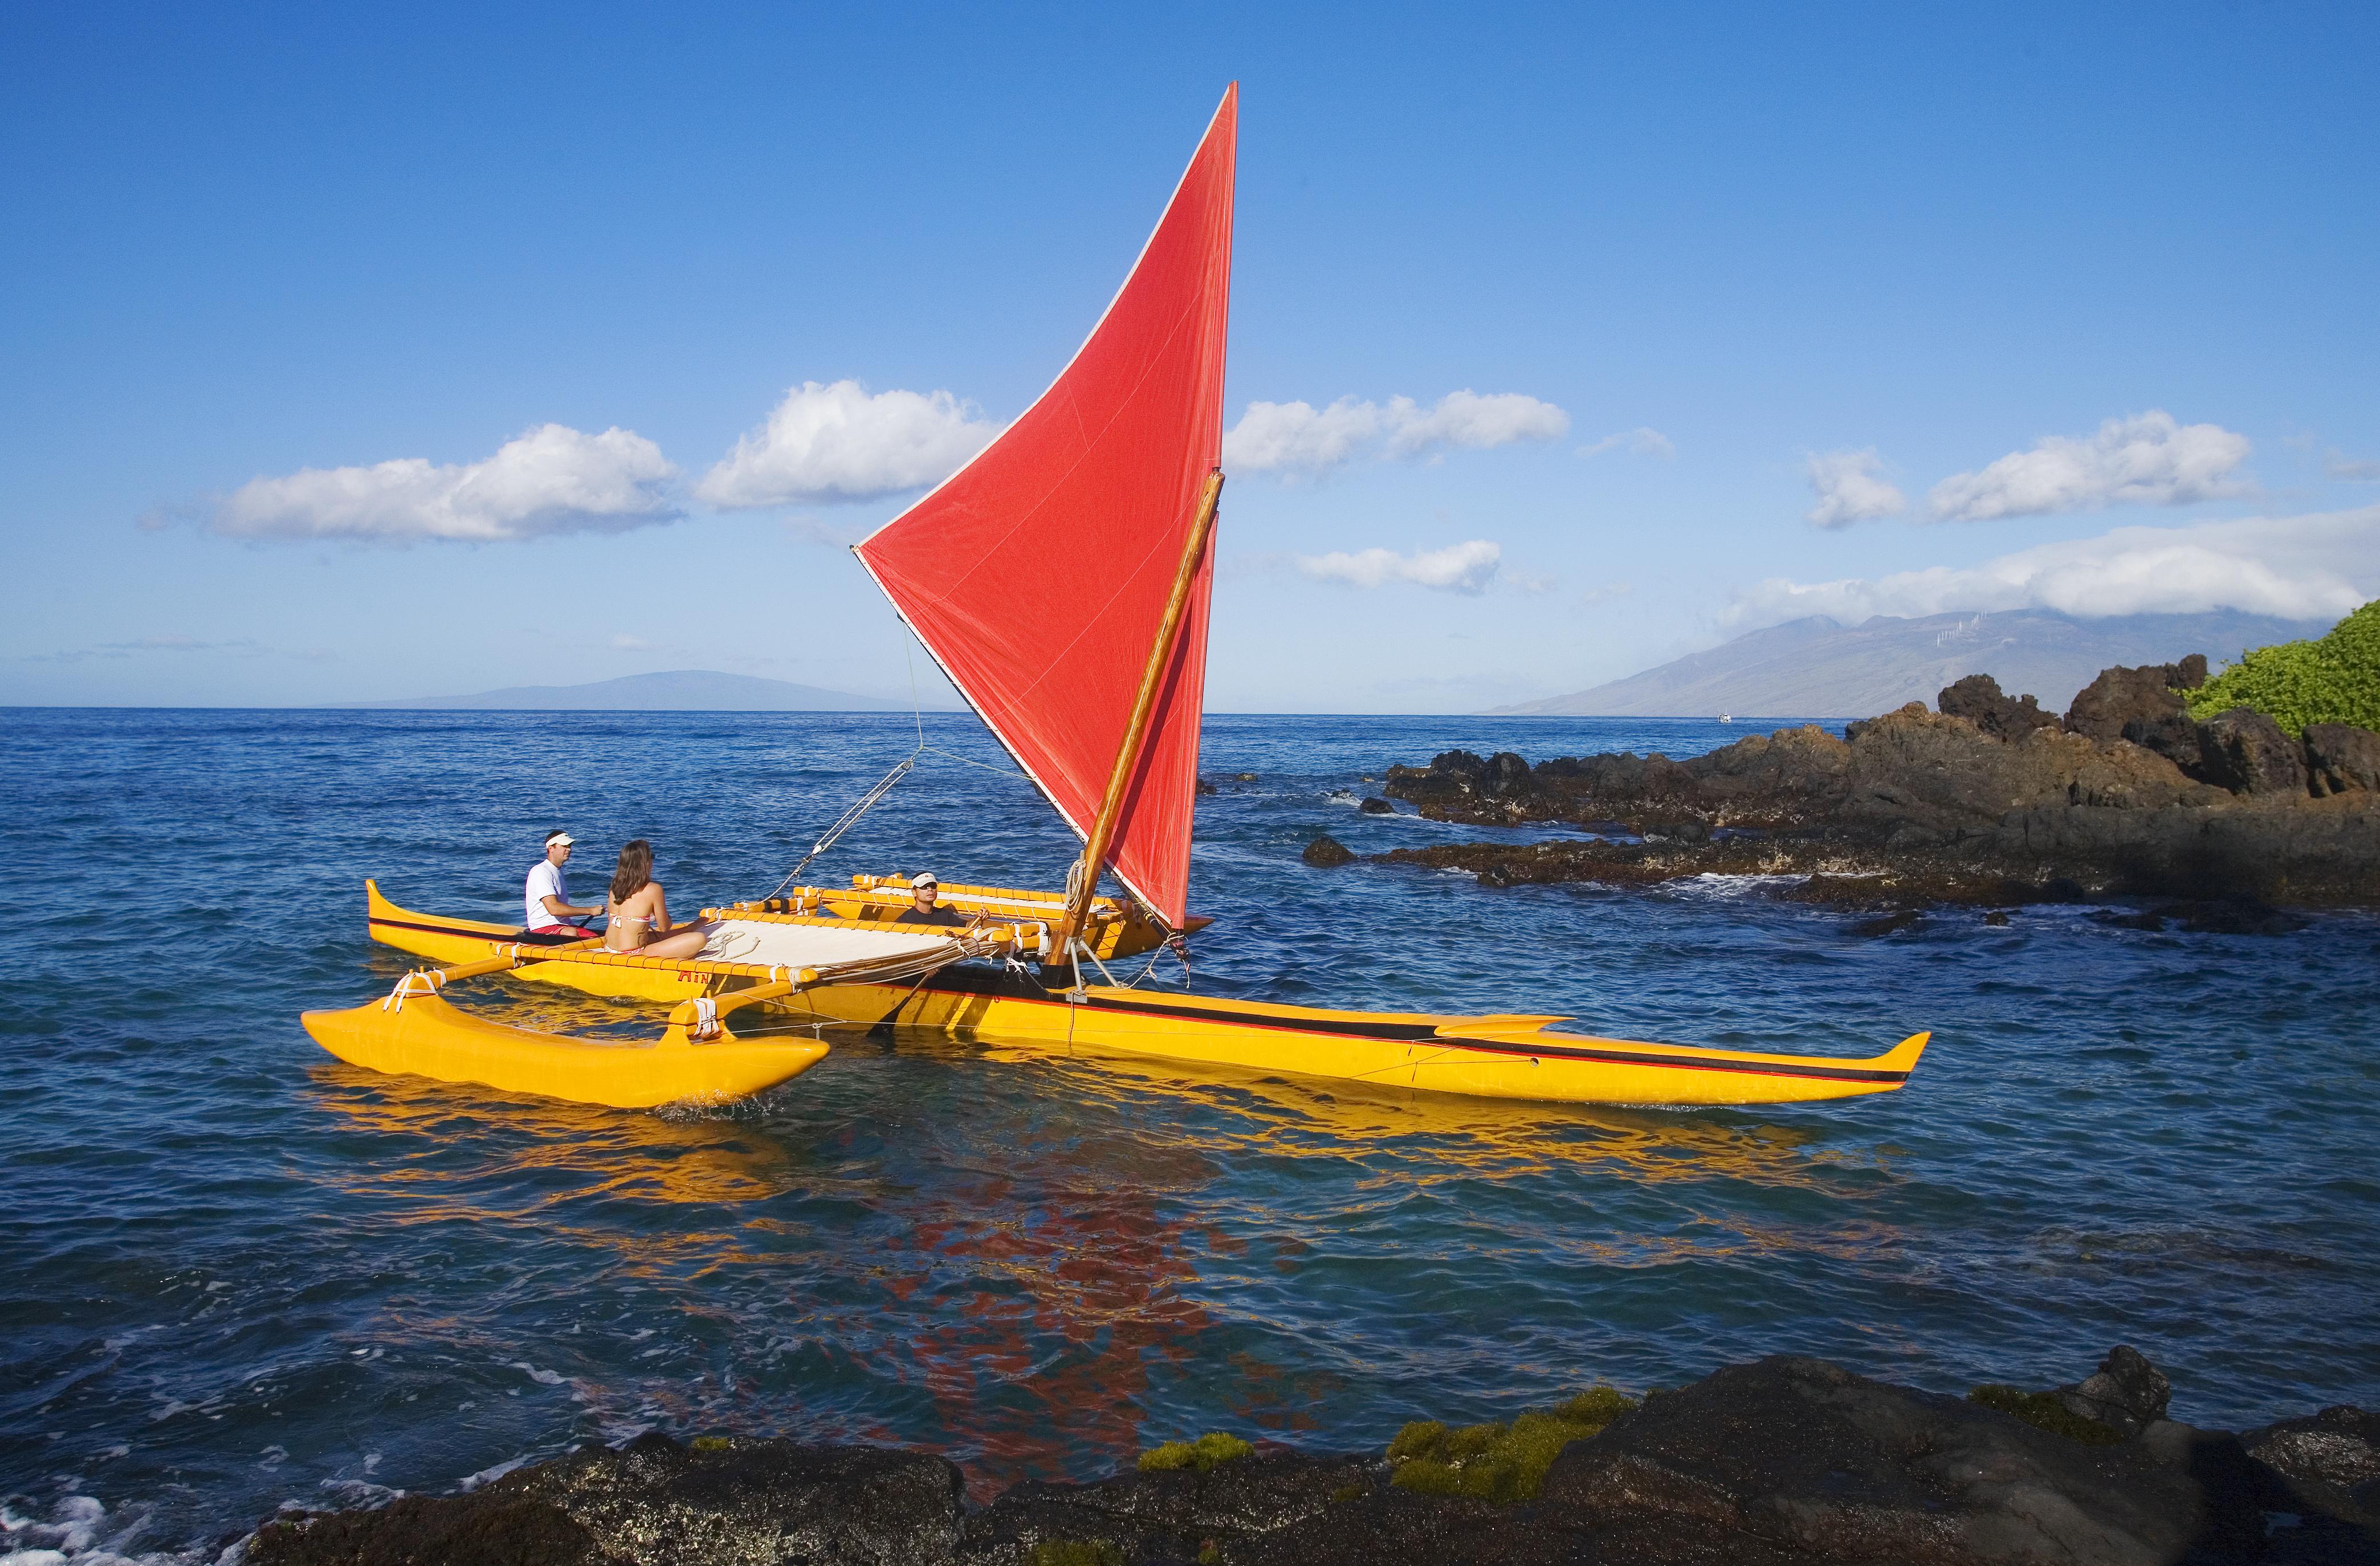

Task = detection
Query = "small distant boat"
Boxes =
[1719,713,1733,723]
[305,85,1931,1112]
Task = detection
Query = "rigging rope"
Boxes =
[764,628,1029,898]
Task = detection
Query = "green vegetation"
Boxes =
[1966,1385,2122,1446]
[1138,1432,1255,1473]
[688,1435,734,1453]
[2183,598,2380,736]
[1025,1541,1122,1566]
[1387,1386,1638,1502]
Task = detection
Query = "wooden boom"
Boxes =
[1054,467,1224,953]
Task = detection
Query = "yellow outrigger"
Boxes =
[304,88,1934,1114]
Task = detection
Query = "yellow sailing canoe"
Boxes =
[355,883,1929,1107]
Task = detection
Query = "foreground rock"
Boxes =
[1374,659,2380,909]
[250,1351,2377,1565]
[249,1437,964,1565]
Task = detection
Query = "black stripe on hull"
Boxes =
[906,966,1910,1085]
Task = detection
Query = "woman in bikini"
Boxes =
[602,839,712,960]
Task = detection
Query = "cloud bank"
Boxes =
[698,380,997,508]
[1224,391,1568,476]
[1726,505,2377,629]
[1297,540,1502,594]
[1929,411,2251,521]
[1804,448,1906,528]
[213,425,679,543]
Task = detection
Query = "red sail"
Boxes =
[853,86,1235,928]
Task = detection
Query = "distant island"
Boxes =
[352,669,959,712]
[1493,609,2322,719]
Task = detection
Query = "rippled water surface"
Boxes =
[5,709,2378,1560]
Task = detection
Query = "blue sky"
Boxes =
[4,2,2375,710]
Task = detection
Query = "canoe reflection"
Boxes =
[309,1061,799,1210]
[931,1032,1864,1194]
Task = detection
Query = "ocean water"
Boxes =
[4,708,2378,1561]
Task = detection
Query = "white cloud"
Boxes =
[1222,397,1387,475]
[1929,411,2251,521]
[214,425,678,543]
[2326,448,2380,481]
[1579,427,1675,459]
[1297,540,1502,594]
[1224,390,1568,476]
[696,380,996,508]
[1725,505,2377,629]
[1804,448,1906,528]
[1383,390,1570,458]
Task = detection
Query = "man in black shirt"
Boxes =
[893,872,966,927]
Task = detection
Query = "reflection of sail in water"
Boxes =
[865,1144,1217,1493]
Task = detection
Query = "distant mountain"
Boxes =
[360,669,950,712]
[1491,610,2324,719]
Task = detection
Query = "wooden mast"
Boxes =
[1053,467,1225,955]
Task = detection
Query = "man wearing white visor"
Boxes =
[893,872,965,927]
[524,830,603,939]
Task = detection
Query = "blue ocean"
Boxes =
[5,709,2378,1562]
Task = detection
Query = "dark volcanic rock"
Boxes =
[2307,724,2380,796]
[1359,796,1395,814]
[2242,1404,2380,1530]
[968,1450,1382,1564]
[248,1351,2380,1566]
[1537,1356,2240,1565]
[2198,706,2310,795]
[2063,662,2205,768]
[1302,834,1355,867]
[2054,1344,2171,1436]
[1937,673,2059,739]
[1376,683,2380,908]
[250,1492,595,1566]
[249,1433,964,1566]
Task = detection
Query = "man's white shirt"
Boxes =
[525,859,568,928]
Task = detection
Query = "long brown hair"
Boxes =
[610,839,654,903]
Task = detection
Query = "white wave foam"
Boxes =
[1662,872,1820,899]
[0,1494,237,1565]
[456,1455,528,1492]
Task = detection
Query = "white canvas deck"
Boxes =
[696,918,960,970]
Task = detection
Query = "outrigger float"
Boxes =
[305,84,1931,1112]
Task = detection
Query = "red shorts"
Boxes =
[528,923,597,940]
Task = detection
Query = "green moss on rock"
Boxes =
[2185,598,2380,736]
[688,1435,733,1453]
[1387,1385,1638,1502]
[1137,1431,1255,1473]
[1967,1384,2122,1445]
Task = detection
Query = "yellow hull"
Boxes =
[357,883,1929,1107]
[765,970,1927,1106]
[301,990,830,1109]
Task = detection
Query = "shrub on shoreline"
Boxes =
[2185,598,2380,736]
